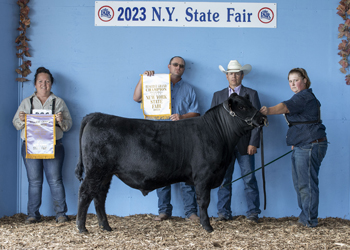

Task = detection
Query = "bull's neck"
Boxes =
[203,106,247,150]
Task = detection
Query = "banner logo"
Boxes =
[258,7,274,24]
[98,5,114,22]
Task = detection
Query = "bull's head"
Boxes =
[223,93,268,128]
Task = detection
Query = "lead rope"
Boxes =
[260,128,266,210]
[221,150,293,200]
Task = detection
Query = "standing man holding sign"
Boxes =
[133,56,200,221]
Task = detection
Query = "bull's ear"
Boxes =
[223,100,231,111]
[225,93,236,111]
[243,94,250,100]
[228,97,234,109]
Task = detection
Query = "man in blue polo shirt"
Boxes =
[133,56,200,222]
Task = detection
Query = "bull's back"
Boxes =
[80,113,207,181]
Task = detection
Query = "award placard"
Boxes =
[25,114,56,159]
[141,74,172,120]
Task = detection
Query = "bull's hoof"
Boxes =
[99,221,112,231]
[203,225,214,233]
[100,225,112,231]
[78,227,89,234]
[77,221,89,234]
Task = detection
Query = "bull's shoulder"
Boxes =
[83,112,109,120]
[81,112,123,127]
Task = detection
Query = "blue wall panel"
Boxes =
[0,0,20,217]
[2,0,349,221]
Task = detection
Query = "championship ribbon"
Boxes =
[141,73,172,120]
[25,114,56,159]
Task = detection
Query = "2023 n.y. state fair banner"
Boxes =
[95,2,276,28]
[142,74,171,120]
[25,114,56,159]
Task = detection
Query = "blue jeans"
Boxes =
[292,141,328,227]
[21,140,68,220]
[217,148,261,219]
[156,182,198,218]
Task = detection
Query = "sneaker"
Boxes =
[25,217,40,224]
[57,216,69,223]
[154,213,170,221]
[247,214,259,223]
[186,214,200,222]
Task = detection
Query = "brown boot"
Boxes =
[186,214,200,222]
[154,213,170,221]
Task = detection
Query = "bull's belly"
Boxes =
[115,170,191,194]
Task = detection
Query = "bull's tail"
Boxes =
[75,113,97,182]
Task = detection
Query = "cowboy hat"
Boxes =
[219,60,252,75]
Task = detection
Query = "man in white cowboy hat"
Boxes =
[133,56,200,223]
[211,59,261,223]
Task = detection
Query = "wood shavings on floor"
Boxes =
[1,213,350,249]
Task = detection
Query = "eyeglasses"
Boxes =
[171,63,185,69]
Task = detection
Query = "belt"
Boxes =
[311,137,327,143]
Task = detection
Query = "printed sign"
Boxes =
[25,114,56,159]
[95,1,277,28]
[142,74,172,120]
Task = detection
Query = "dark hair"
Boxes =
[169,56,186,67]
[34,67,54,85]
[288,68,311,89]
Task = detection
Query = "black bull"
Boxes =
[75,93,267,233]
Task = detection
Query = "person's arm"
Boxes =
[133,70,154,102]
[260,103,289,115]
[170,112,200,121]
[13,99,30,130]
[247,145,257,155]
[248,90,261,154]
[170,85,200,121]
[210,93,219,109]
[55,98,72,132]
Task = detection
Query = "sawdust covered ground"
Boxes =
[1,213,350,249]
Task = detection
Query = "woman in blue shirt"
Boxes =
[260,68,327,227]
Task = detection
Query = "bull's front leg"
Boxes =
[196,187,213,233]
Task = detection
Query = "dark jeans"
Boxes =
[292,140,328,227]
[217,148,261,219]
[156,182,198,218]
[21,140,67,220]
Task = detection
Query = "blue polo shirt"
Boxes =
[171,79,199,116]
[283,88,326,147]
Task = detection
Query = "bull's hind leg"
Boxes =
[196,187,213,233]
[76,179,94,233]
[93,175,113,231]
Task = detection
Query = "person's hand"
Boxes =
[260,106,268,115]
[143,70,155,76]
[247,145,257,155]
[170,114,182,121]
[19,111,26,122]
[56,112,63,123]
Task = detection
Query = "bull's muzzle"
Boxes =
[253,114,268,128]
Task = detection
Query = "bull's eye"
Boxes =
[239,106,246,111]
